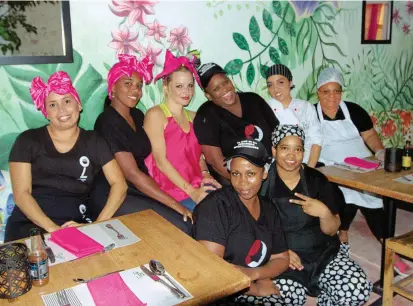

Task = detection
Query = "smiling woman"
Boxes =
[4,71,127,241]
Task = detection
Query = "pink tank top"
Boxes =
[145,103,202,201]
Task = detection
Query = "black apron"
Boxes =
[267,165,340,296]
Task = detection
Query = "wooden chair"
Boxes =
[383,230,413,305]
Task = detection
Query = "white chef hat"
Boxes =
[317,67,344,89]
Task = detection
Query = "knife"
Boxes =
[40,232,56,263]
[140,265,185,299]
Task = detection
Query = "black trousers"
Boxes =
[339,203,384,241]
[90,178,192,235]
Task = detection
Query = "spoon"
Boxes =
[149,259,187,298]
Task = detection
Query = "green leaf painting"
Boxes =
[278,37,289,55]
[269,47,280,64]
[246,63,255,86]
[272,1,282,18]
[249,16,260,42]
[262,9,273,31]
[233,33,250,51]
[224,59,243,75]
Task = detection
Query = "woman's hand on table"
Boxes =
[46,224,61,233]
[288,250,303,271]
[290,193,330,219]
[61,220,83,228]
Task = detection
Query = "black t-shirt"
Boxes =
[194,92,279,157]
[192,187,287,268]
[315,101,373,133]
[9,126,113,197]
[94,107,151,175]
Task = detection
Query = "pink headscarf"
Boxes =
[30,71,81,118]
[107,54,154,100]
[154,49,202,87]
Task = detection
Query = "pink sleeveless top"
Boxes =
[145,103,203,201]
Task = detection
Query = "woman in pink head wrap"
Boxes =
[5,71,127,241]
[144,50,221,212]
[91,54,193,233]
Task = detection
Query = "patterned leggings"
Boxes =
[234,244,372,306]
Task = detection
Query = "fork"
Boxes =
[106,223,127,240]
[56,289,70,306]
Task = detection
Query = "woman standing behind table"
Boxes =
[266,64,322,167]
[91,54,193,233]
[263,124,372,305]
[192,139,289,305]
[144,50,220,212]
[194,63,279,186]
[5,72,127,241]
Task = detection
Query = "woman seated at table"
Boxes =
[144,50,220,212]
[192,139,290,304]
[263,124,372,305]
[91,54,193,233]
[266,64,322,167]
[5,71,127,241]
[194,63,279,186]
[315,67,411,276]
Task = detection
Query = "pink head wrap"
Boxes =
[30,71,81,118]
[107,54,154,100]
[154,49,202,87]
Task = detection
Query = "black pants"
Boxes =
[90,178,192,235]
[339,203,384,241]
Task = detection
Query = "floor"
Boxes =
[305,208,413,306]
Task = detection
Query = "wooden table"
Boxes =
[2,210,250,305]
[318,166,413,297]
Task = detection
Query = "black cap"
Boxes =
[224,139,270,167]
[197,62,226,89]
[266,64,293,81]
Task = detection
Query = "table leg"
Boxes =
[372,197,396,296]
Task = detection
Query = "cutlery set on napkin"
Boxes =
[42,263,192,306]
[394,173,413,185]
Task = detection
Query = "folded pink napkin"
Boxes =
[50,227,104,258]
[344,157,380,169]
[87,273,146,306]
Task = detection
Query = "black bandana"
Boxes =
[271,124,305,147]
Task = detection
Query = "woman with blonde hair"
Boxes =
[144,50,220,212]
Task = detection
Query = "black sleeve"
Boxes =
[346,102,373,133]
[318,177,342,215]
[193,103,221,147]
[256,94,279,130]
[95,116,130,154]
[192,193,230,246]
[266,201,288,255]
[91,133,114,167]
[8,130,35,163]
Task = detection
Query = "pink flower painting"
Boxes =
[168,26,192,54]
[392,9,402,24]
[406,1,413,16]
[110,0,157,26]
[138,43,162,65]
[402,23,411,35]
[146,20,167,42]
[109,27,141,55]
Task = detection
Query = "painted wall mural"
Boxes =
[0,0,413,171]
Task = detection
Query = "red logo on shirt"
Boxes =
[245,240,267,268]
[245,124,255,138]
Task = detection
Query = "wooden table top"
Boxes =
[2,210,250,305]
[318,166,413,204]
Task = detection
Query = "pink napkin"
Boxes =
[344,157,380,169]
[50,227,104,258]
[87,273,146,306]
